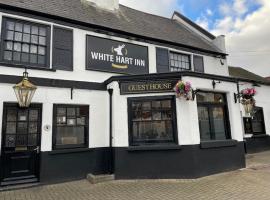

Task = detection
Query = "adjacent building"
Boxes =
[0,0,268,186]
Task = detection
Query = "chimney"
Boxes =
[81,0,119,11]
[213,35,226,53]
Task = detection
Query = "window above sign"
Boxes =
[169,52,191,72]
[1,17,51,68]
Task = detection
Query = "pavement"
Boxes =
[1,151,270,200]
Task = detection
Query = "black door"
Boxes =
[1,103,42,186]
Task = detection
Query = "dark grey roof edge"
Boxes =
[0,3,226,56]
[104,70,270,86]
[173,11,216,40]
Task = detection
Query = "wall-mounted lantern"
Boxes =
[13,69,37,108]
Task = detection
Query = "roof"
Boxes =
[173,11,216,40]
[228,66,269,83]
[0,0,223,55]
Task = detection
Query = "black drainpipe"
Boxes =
[108,88,114,174]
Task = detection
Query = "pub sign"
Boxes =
[86,35,149,74]
[120,80,178,95]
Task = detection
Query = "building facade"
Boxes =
[0,0,267,186]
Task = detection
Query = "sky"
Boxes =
[119,0,270,77]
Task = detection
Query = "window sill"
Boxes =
[49,147,93,155]
[127,145,182,152]
[0,62,56,72]
[200,140,238,149]
[252,134,268,138]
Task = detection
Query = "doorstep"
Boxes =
[87,174,115,184]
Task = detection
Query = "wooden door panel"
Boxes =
[1,103,42,185]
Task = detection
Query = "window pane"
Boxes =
[153,121,173,140]
[21,53,29,62]
[22,44,30,53]
[57,116,66,125]
[132,111,141,121]
[18,110,28,121]
[17,122,27,134]
[5,135,16,147]
[141,111,151,121]
[31,26,39,35]
[30,54,37,63]
[13,52,21,61]
[4,51,12,61]
[252,121,263,133]
[132,102,141,110]
[39,36,46,45]
[29,110,38,121]
[38,55,45,65]
[77,117,86,125]
[162,100,171,108]
[6,122,16,134]
[56,126,85,145]
[152,111,161,120]
[6,21,15,30]
[6,31,14,40]
[38,46,45,55]
[142,102,151,110]
[152,101,161,109]
[211,107,227,140]
[133,122,152,141]
[67,108,76,116]
[23,34,30,43]
[15,23,23,32]
[16,135,28,146]
[31,35,38,44]
[198,106,211,141]
[28,134,37,146]
[7,109,17,121]
[5,41,13,50]
[23,24,31,33]
[14,42,21,52]
[29,122,38,133]
[196,92,224,103]
[30,45,37,53]
[67,118,76,126]
[57,107,66,116]
[14,32,22,41]
[39,27,46,36]
[162,110,172,120]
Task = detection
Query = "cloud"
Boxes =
[119,0,182,17]
[211,0,270,76]
[206,8,213,16]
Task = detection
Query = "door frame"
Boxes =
[0,102,43,184]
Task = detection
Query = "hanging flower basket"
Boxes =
[240,88,256,116]
[174,80,193,100]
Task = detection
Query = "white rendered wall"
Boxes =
[0,12,228,81]
[0,83,109,153]
[109,77,243,148]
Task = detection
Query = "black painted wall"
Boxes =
[38,143,246,183]
[114,142,246,179]
[245,135,270,154]
[39,148,110,184]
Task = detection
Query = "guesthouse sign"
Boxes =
[120,80,178,95]
[86,35,149,74]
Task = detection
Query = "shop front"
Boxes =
[107,74,246,179]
